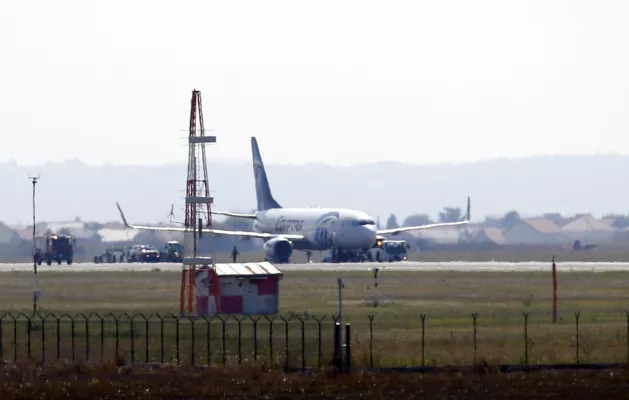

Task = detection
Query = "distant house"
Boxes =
[0,222,24,245]
[502,218,564,245]
[560,215,617,243]
[407,226,462,245]
[611,227,629,244]
[472,227,506,245]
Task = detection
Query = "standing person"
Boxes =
[231,245,239,263]
[306,250,312,263]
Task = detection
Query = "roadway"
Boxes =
[0,261,628,272]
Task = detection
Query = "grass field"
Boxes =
[0,364,627,399]
[0,269,628,367]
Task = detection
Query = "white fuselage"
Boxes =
[252,207,378,251]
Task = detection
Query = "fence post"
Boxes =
[626,311,629,365]
[25,314,32,360]
[41,314,47,363]
[204,316,211,367]
[251,316,260,362]
[98,314,104,363]
[56,315,61,362]
[575,312,580,364]
[420,313,426,367]
[221,316,226,365]
[0,314,3,361]
[298,316,306,370]
[158,314,165,364]
[523,312,529,366]
[313,315,326,369]
[333,322,341,373]
[236,316,243,365]
[471,313,478,365]
[84,314,89,362]
[191,316,196,367]
[175,314,181,364]
[345,323,351,373]
[368,314,374,369]
[127,314,134,364]
[113,314,120,362]
[12,313,17,362]
[71,315,76,362]
[282,315,290,371]
[144,314,150,364]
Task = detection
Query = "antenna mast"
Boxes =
[181,89,216,316]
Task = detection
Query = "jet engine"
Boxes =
[263,237,293,263]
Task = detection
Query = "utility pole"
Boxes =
[29,175,40,315]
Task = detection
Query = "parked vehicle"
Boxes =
[366,238,409,262]
[159,241,183,262]
[34,234,75,265]
[127,244,161,263]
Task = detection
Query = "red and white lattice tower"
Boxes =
[180,89,215,316]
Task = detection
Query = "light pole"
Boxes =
[29,175,40,315]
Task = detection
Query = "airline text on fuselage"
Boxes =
[275,217,305,233]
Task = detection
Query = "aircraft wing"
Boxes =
[211,211,257,219]
[377,196,471,236]
[116,202,304,241]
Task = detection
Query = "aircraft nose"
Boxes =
[362,225,377,245]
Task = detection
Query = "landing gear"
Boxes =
[329,248,364,263]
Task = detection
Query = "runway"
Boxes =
[0,261,629,272]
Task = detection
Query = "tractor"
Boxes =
[160,241,183,262]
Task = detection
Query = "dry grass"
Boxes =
[211,247,629,263]
[0,363,627,399]
[0,270,628,366]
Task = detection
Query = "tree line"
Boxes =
[386,208,629,230]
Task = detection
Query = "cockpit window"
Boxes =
[359,219,375,225]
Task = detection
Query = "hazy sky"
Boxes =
[2,1,628,167]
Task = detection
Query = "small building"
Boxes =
[560,215,617,243]
[502,218,564,245]
[407,226,462,245]
[469,227,506,246]
[195,262,283,316]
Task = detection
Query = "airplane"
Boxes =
[115,137,471,263]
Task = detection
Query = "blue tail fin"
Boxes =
[251,137,282,211]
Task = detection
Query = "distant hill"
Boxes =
[2,154,629,225]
